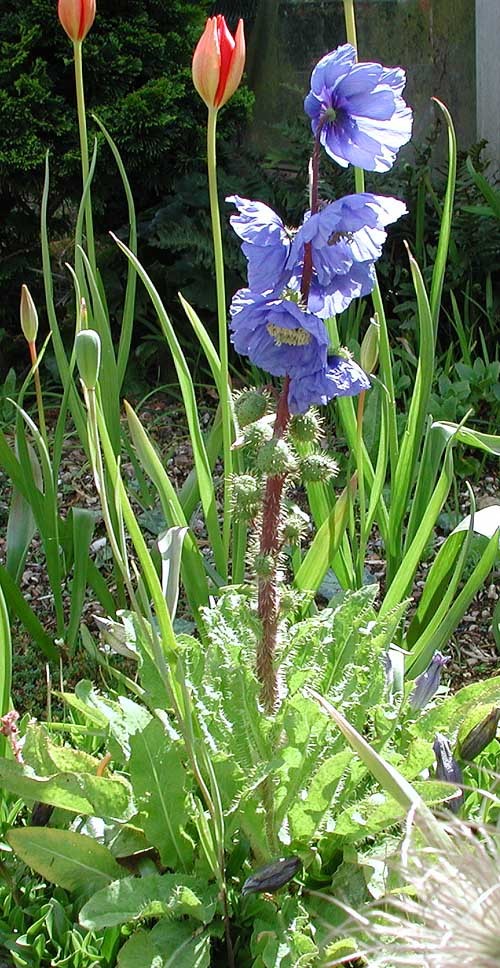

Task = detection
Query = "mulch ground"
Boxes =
[0,390,498,719]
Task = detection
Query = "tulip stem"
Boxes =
[28,342,47,446]
[207,107,232,574]
[73,40,97,275]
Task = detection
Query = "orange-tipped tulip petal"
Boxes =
[192,16,245,110]
[58,0,96,42]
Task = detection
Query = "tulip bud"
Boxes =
[433,733,464,814]
[75,329,101,390]
[409,651,450,711]
[192,16,245,110]
[360,317,380,374]
[457,707,500,762]
[58,0,95,42]
[20,285,38,344]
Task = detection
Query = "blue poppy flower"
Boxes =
[304,44,412,172]
[229,289,328,378]
[288,354,371,413]
[227,193,407,316]
[226,195,292,292]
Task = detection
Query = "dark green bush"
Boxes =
[0,0,253,369]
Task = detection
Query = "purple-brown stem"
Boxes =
[256,133,323,713]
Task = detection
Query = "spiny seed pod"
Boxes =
[234,388,269,427]
[282,510,309,545]
[75,330,101,390]
[229,473,262,522]
[253,552,277,579]
[433,733,464,814]
[256,438,297,477]
[299,452,339,484]
[279,586,306,617]
[20,285,38,343]
[288,408,322,444]
[242,419,273,452]
[242,856,301,895]
[457,708,500,762]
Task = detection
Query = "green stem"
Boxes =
[355,391,366,587]
[73,40,96,274]
[28,342,47,446]
[207,107,232,570]
[342,0,399,477]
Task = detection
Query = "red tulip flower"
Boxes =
[58,0,96,42]
[192,15,245,110]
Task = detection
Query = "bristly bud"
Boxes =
[360,316,380,374]
[433,733,464,814]
[253,552,277,580]
[288,408,322,444]
[20,285,38,344]
[409,651,450,710]
[234,388,269,427]
[457,707,500,762]
[256,438,298,477]
[282,509,309,545]
[242,418,274,452]
[299,452,339,484]
[75,330,101,390]
[229,473,263,522]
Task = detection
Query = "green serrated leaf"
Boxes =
[79,873,217,930]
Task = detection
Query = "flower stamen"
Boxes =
[328,230,354,246]
[267,323,312,347]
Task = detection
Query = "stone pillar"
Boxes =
[476,0,500,171]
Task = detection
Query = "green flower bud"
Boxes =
[75,329,101,390]
[253,552,277,579]
[288,408,322,444]
[234,388,269,427]
[20,285,38,343]
[256,438,297,477]
[282,509,309,545]
[229,473,263,522]
[242,419,273,452]
[299,452,338,484]
[457,707,500,762]
[360,316,380,374]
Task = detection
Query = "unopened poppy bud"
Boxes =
[256,438,297,477]
[242,856,300,895]
[409,651,450,711]
[234,388,268,427]
[229,473,262,522]
[20,285,38,344]
[58,0,96,42]
[288,408,322,445]
[457,707,500,762]
[75,330,101,390]
[360,317,380,374]
[192,16,245,110]
[299,452,338,484]
[433,733,464,814]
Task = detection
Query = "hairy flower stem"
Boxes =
[300,138,321,302]
[207,107,232,574]
[73,40,96,275]
[257,376,290,713]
